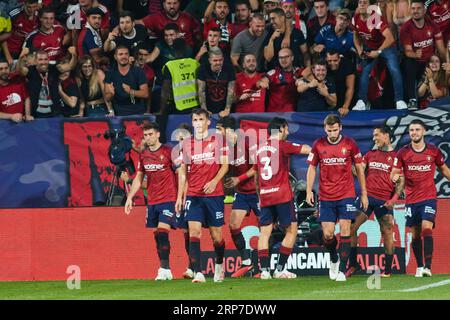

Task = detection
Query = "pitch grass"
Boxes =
[1,275,450,300]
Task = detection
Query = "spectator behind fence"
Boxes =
[352,0,407,110]
[195,27,222,65]
[21,7,69,65]
[197,47,236,117]
[313,8,354,59]
[104,45,149,116]
[69,0,111,41]
[296,58,336,111]
[263,47,302,112]
[231,13,268,71]
[417,54,448,109]
[77,7,109,67]
[0,58,31,122]
[234,53,267,113]
[204,0,234,54]
[282,0,308,40]
[139,0,201,48]
[134,44,155,114]
[325,50,355,117]
[400,0,446,110]
[104,11,150,55]
[307,0,336,49]
[18,47,77,118]
[76,55,113,117]
[58,66,80,118]
[1,0,39,66]
[264,8,310,69]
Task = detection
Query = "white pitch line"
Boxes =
[399,279,450,292]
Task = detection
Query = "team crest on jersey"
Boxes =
[387,156,392,162]
[341,147,347,155]
[160,155,165,161]
[427,31,432,37]
[427,155,432,162]
[41,42,46,47]
[206,143,213,150]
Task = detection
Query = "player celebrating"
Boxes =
[216,116,261,278]
[346,125,405,278]
[175,108,229,283]
[125,122,177,281]
[254,117,311,280]
[391,119,450,277]
[306,114,368,282]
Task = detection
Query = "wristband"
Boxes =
[237,173,248,183]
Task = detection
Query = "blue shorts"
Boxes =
[318,198,357,223]
[176,210,188,229]
[146,201,176,228]
[260,201,297,227]
[232,192,261,217]
[356,196,392,220]
[405,199,437,227]
[185,196,225,227]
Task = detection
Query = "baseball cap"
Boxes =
[86,7,105,17]
[264,0,280,3]
[337,8,352,20]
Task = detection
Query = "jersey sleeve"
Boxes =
[142,14,156,30]
[362,151,369,166]
[281,140,303,156]
[314,25,327,45]
[435,148,446,167]
[307,141,320,166]
[393,149,404,170]
[350,139,363,164]
[137,154,145,173]
[399,23,412,47]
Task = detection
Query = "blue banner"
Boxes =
[1,104,449,208]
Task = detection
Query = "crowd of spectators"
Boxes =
[0,0,449,123]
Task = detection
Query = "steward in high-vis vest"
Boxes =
[159,57,200,114]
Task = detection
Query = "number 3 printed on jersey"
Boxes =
[261,157,273,180]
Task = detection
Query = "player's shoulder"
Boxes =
[342,135,358,146]
[96,4,109,14]
[426,143,441,154]
[312,136,327,147]
[8,5,24,18]
[397,144,411,155]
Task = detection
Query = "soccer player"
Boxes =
[306,114,368,282]
[125,122,178,281]
[254,117,311,280]
[175,108,229,283]
[216,116,261,278]
[391,119,450,277]
[345,125,405,278]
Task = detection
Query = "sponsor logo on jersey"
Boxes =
[256,145,278,155]
[230,155,246,166]
[192,152,215,162]
[407,164,432,171]
[144,164,165,171]
[369,161,391,172]
[322,157,346,164]
[413,38,433,48]
[260,187,280,194]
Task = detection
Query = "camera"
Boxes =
[104,128,135,175]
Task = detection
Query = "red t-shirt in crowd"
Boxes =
[6,6,39,56]
[255,139,303,207]
[142,11,200,47]
[79,4,111,31]
[351,12,390,50]
[230,140,257,194]
[394,143,445,204]
[23,25,66,64]
[307,136,363,201]
[400,17,443,63]
[137,145,177,205]
[234,72,266,113]
[204,18,233,52]
[363,149,398,201]
[427,0,450,41]
[266,67,301,112]
[232,21,249,38]
[181,134,227,197]
[0,76,28,114]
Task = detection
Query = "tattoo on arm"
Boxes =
[197,80,207,109]
[395,175,405,196]
[226,81,235,110]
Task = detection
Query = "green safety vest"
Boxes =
[163,58,199,111]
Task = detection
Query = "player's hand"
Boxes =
[68,46,77,56]
[442,62,450,72]
[281,36,290,49]
[313,44,325,53]
[10,113,23,123]
[218,109,230,118]
[24,114,34,122]
[415,49,422,59]
[360,194,369,212]
[124,197,133,215]
[224,177,239,188]
[271,29,282,41]
[257,78,269,89]
[175,196,185,214]
[308,79,319,88]
[338,107,349,117]
[306,191,315,206]
[317,84,329,97]
[203,180,218,194]
[239,92,252,101]
[122,84,131,94]
[391,173,401,183]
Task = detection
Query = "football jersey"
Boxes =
[427,0,450,39]
[230,139,257,194]
[234,72,266,113]
[0,76,28,114]
[181,134,227,197]
[394,143,445,204]
[7,6,39,56]
[363,149,398,201]
[400,17,442,63]
[137,144,177,205]
[307,136,363,201]
[23,25,66,64]
[266,67,301,112]
[351,12,390,50]
[255,139,303,207]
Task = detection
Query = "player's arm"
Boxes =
[384,173,405,208]
[124,171,144,214]
[438,164,450,181]
[300,144,312,155]
[224,167,256,188]
[57,46,77,73]
[355,162,369,211]
[204,155,229,194]
[390,167,402,184]
[306,164,317,206]
[176,164,188,213]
